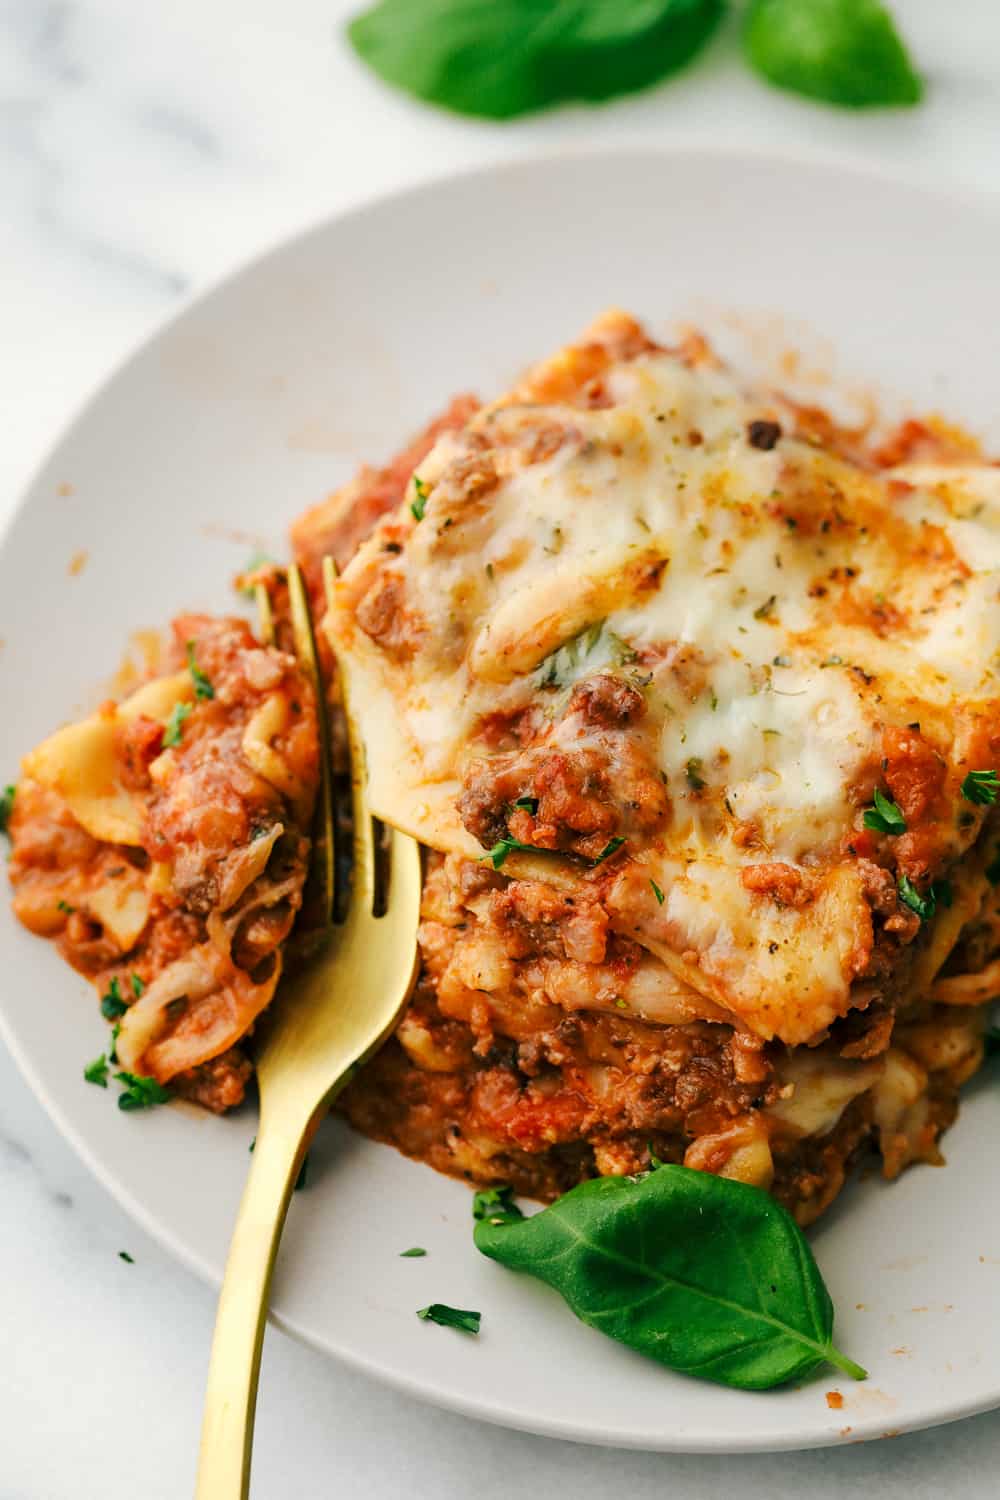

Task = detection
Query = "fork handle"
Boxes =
[195,1108,318,1499]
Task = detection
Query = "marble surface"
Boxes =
[3,3,1000,1495]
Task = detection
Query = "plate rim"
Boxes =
[4,140,1000,1453]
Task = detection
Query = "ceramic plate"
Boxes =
[2,148,999,1452]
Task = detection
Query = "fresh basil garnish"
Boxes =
[417,1303,481,1334]
[348,0,725,120]
[473,1167,866,1390]
[863,787,906,835]
[744,0,922,109]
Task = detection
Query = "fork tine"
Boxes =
[321,555,377,912]
[286,563,337,929]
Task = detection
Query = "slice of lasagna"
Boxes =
[9,615,319,1110]
[323,311,997,1217]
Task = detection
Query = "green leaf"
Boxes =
[592,836,626,867]
[100,976,127,1021]
[863,786,907,835]
[185,641,215,701]
[473,1184,525,1225]
[118,1250,135,1264]
[474,1167,866,1390]
[485,836,554,869]
[84,1054,109,1088]
[898,873,935,922]
[410,475,430,522]
[650,878,665,905]
[744,0,922,109]
[400,1246,428,1257]
[109,1023,121,1065]
[348,0,725,121]
[115,1072,171,1111]
[0,782,15,836]
[961,769,1000,806]
[163,701,192,748]
[417,1303,481,1334]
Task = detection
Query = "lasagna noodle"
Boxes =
[325,311,1000,1044]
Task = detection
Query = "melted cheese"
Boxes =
[327,316,1000,1043]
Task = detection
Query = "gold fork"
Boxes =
[195,559,421,1499]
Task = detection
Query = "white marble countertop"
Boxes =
[3,3,1000,1495]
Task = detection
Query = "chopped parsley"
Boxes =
[84,1054,109,1088]
[109,1023,121,1064]
[185,641,215,701]
[961,769,1000,806]
[100,976,127,1021]
[863,788,907,836]
[118,1250,134,1264]
[57,899,74,914]
[163,701,192,747]
[417,1303,480,1335]
[472,1184,521,1222]
[410,475,429,521]
[115,1072,171,1111]
[485,836,552,869]
[0,783,14,836]
[400,1247,427,1257]
[536,620,636,690]
[131,973,144,997]
[685,757,706,791]
[897,874,936,922]
[592,837,625,867]
[650,879,665,905]
[513,796,539,814]
[753,594,777,620]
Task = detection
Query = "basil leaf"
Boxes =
[474,1167,866,1390]
[744,0,922,109]
[417,1303,481,1334]
[348,0,725,120]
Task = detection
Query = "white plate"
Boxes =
[3,147,1000,1454]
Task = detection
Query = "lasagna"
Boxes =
[9,615,320,1110]
[7,311,996,1225]
[324,312,996,1221]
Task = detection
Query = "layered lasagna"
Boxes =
[9,616,319,1110]
[8,311,997,1225]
